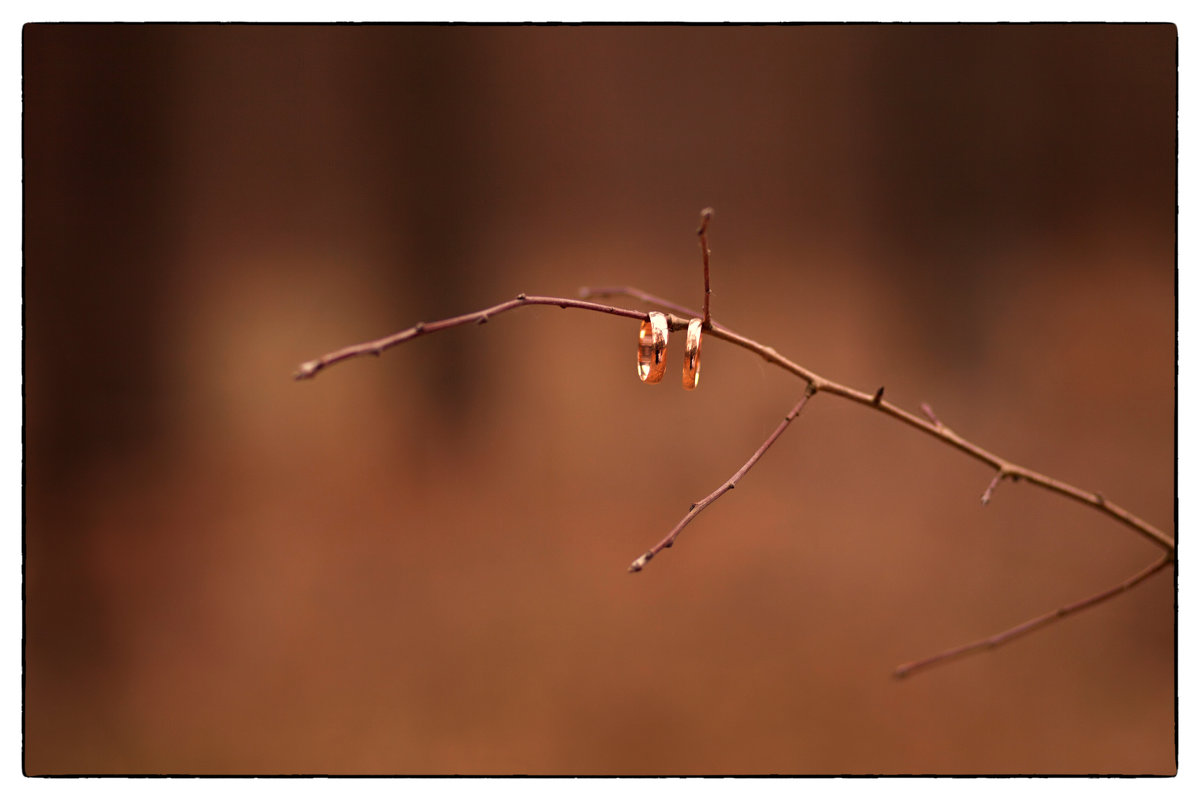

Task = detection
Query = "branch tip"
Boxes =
[628,552,653,573]
[981,470,1006,505]
[293,360,321,380]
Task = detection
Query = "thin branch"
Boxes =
[893,553,1173,678]
[293,294,650,380]
[577,286,702,320]
[296,248,1174,676]
[628,386,817,573]
[296,287,1175,555]
[695,321,1175,554]
[698,207,714,328]
[981,469,1007,505]
[920,402,943,428]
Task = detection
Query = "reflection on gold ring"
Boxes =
[682,317,702,391]
[637,312,669,384]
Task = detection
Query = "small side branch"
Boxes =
[578,286,702,320]
[920,402,943,428]
[893,552,1173,679]
[981,470,1010,505]
[698,207,714,328]
[628,385,817,572]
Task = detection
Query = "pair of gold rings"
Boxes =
[637,312,704,390]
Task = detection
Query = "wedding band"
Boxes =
[637,312,669,384]
[682,318,703,390]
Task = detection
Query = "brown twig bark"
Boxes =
[295,215,1174,677]
[893,553,1173,678]
[698,207,714,328]
[576,288,1174,554]
[292,294,650,380]
[628,385,816,572]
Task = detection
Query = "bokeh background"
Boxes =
[23,24,1175,775]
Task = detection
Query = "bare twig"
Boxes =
[296,213,1174,677]
[578,286,702,320]
[293,294,651,380]
[893,553,1173,678]
[628,385,816,573]
[920,402,942,428]
[981,470,1007,505]
[297,287,1174,555]
[698,207,714,328]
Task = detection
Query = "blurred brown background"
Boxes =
[23,24,1175,774]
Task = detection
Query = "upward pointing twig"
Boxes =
[698,207,714,329]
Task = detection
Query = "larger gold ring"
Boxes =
[682,318,703,390]
[637,312,669,383]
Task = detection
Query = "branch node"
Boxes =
[871,386,885,406]
[516,293,527,301]
[919,402,942,427]
[413,322,425,334]
[478,314,489,325]
[1095,492,1107,506]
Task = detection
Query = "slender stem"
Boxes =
[295,201,1173,683]
[893,553,1173,678]
[981,470,1007,505]
[701,320,1175,553]
[578,286,702,320]
[296,278,1173,676]
[293,294,650,380]
[295,287,1175,555]
[628,386,816,572]
[920,402,943,427]
[698,207,714,328]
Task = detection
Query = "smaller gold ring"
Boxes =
[682,318,703,391]
[636,312,669,384]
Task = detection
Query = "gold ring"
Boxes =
[637,312,669,383]
[682,318,703,390]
